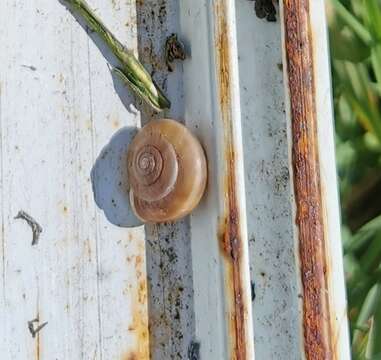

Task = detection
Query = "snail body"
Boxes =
[127,119,207,223]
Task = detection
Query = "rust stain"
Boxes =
[35,308,41,360]
[36,327,41,360]
[215,2,249,359]
[123,279,149,360]
[123,231,149,360]
[122,353,138,360]
[283,0,334,359]
[58,202,69,216]
[107,114,120,129]
[85,238,92,262]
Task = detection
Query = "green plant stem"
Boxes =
[352,284,381,355]
[63,0,170,111]
[364,0,381,40]
[366,301,381,359]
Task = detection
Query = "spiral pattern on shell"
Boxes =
[127,119,207,223]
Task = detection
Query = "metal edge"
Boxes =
[280,0,350,359]
[214,1,255,358]
[309,1,351,359]
[180,0,255,358]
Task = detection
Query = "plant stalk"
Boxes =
[63,0,170,111]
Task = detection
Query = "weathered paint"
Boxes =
[135,1,196,359]
[0,0,149,359]
[0,0,350,359]
[281,0,350,359]
[236,0,304,358]
[179,0,254,358]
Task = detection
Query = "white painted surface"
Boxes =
[0,1,148,359]
[0,0,350,359]
[310,1,351,358]
[236,1,303,358]
[180,0,255,358]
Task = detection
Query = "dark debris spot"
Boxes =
[252,0,277,22]
[188,341,201,360]
[28,318,48,338]
[21,64,37,71]
[14,210,43,246]
[251,281,256,302]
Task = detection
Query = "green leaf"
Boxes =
[331,0,373,45]
[364,132,381,152]
[366,303,381,359]
[371,44,381,85]
[353,284,381,356]
[351,0,365,19]
[345,214,381,253]
[363,0,381,41]
[338,62,381,143]
[337,95,362,138]
[112,67,167,112]
[330,26,370,62]
[359,232,381,273]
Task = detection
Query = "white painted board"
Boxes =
[0,0,350,359]
[0,1,148,359]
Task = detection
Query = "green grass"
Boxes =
[328,1,381,358]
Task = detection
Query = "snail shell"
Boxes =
[127,119,207,223]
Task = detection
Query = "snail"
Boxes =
[127,119,207,223]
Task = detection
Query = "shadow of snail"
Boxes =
[91,119,208,226]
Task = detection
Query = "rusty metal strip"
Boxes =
[215,1,251,358]
[180,0,255,358]
[281,0,333,358]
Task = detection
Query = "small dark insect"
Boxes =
[165,34,186,72]
[14,210,43,246]
[28,318,48,338]
[252,0,277,22]
[188,341,201,360]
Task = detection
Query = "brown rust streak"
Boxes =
[122,353,137,360]
[35,305,40,360]
[123,234,149,360]
[215,1,248,359]
[36,329,41,360]
[283,0,333,359]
